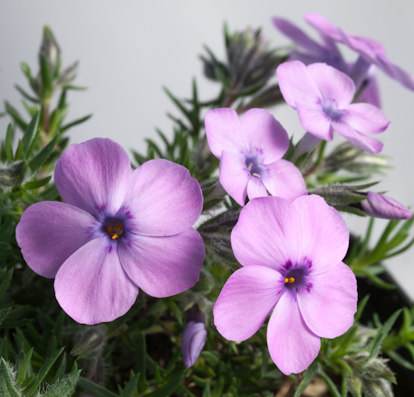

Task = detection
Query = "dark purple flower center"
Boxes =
[283,265,312,293]
[245,155,263,178]
[102,218,124,240]
[322,99,343,121]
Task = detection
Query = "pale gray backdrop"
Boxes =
[1,0,414,297]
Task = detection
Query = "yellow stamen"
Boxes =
[248,163,253,171]
[112,234,119,240]
[108,226,113,234]
[252,173,260,178]
[285,277,295,284]
[115,223,123,230]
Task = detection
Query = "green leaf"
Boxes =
[23,176,52,190]
[202,383,211,397]
[144,364,185,397]
[135,333,147,390]
[5,124,13,162]
[17,348,33,384]
[29,135,57,172]
[386,349,414,371]
[293,361,318,397]
[354,295,370,323]
[40,53,53,100]
[367,310,401,361]
[77,377,119,397]
[0,268,13,301]
[120,372,140,397]
[23,347,64,396]
[21,111,40,158]
[0,358,21,397]
[42,370,80,397]
[0,307,11,326]
[14,140,23,160]
[14,85,40,104]
[5,101,28,131]
[60,114,92,133]
[356,269,396,290]
[318,369,341,397]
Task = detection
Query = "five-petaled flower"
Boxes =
[213,195,357,375]
[305,13,414,92]
[16,138,205,325]
[205,108,307,206]
[277,61,390,154]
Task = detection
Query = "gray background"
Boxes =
[1,1,414,297]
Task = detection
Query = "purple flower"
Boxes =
[272,16,348,74]
[361,192,412,220]
[181,308,207,368]
[276,61,390,154]
[213,195,357,375]
[204,108,307,206]
[305,13,414,91]
[16,138,205,325]
[272,16,382,108]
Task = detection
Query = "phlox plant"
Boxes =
[1,14,414,397]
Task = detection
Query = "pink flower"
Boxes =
[213,195,357,375]
[204,108,306,206]
[305,13,414,91]
[272,16,381,108]
[361,192,412,220]
[16,138,205,325]
[277,61,390,154]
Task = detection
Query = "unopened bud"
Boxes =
[71,324,107,360]
[40,26,61,75]
[360,192,412,220]
[57,61,78,86]
[181,306,207,368]
[0,161,27,191]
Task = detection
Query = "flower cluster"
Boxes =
[13,12,414,383]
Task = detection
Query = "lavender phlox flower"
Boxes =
[213,195,357,375]
[305,13,414,91]
[181,306,207,368]
[277,61,390,154]
[360,192,412,220]
[16,138,205,325]
[272,16,348,74]
[204,108,307,206]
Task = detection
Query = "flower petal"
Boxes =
[246,177,268,201]
[262,160,307,202]
[267,291,320,375]
[292,195,349,275]
[219,150,250,206]
[120,159,202,236]
[307,63,355,108]
[118,228,205,297]
[343,103,390,134]
[272,17,324,55]
[298,263,357,338]
[231,197,302,272]
[241,109,289,164]
[214,266,284,341]
[16,202,100,278]
[332,120,383,154]
[55,138,131,221]
[295,102,333,141]
[305,13,344,43]
[55,237,138,324]
[205,108,247,158]
[358,69,382,108]
[277,61,321,109]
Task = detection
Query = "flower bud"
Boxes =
[0,161,28,191]
[39,26,61,75]
[71,324,107,360]
[360,192,412,220]
[181,307,207,368]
